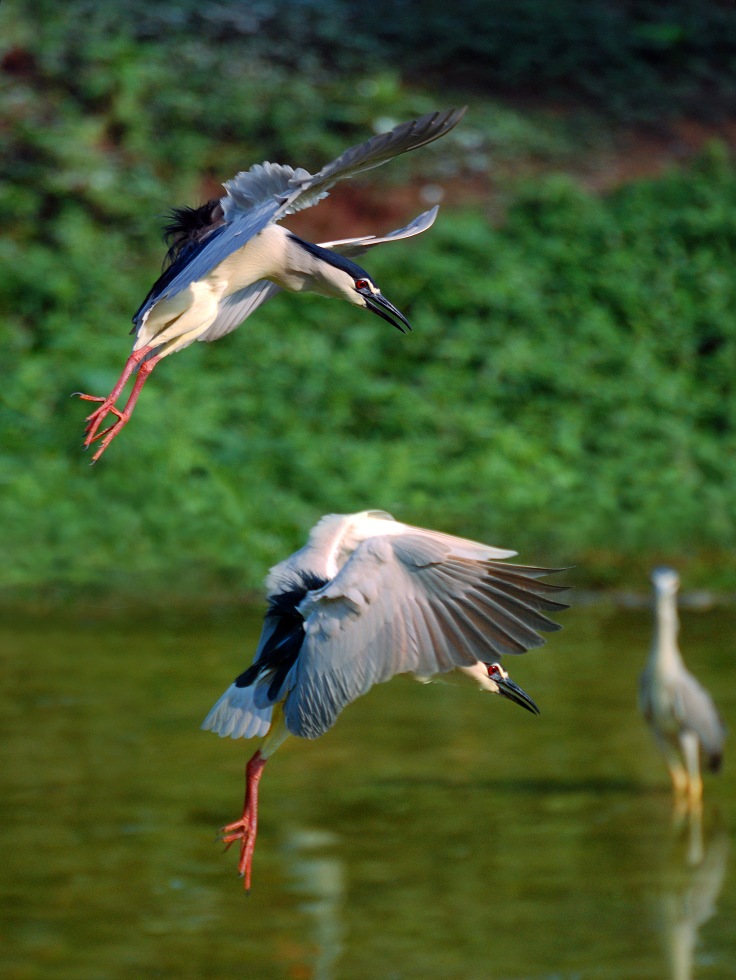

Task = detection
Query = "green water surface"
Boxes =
[2,602,735,979]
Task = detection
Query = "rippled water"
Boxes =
[2,601,735,978]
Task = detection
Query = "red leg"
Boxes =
[78,350,160,463]
[220,749,268,893]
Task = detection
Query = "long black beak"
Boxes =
[496,676,540,715]
[365,292,412,334]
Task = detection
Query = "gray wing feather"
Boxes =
[320,207,439,257]
[397,523,518,561]
[280,108,466,213]
[284,533,565,738]
[675,672,726,759]
[198,280,282,343]
[221,162,312,219]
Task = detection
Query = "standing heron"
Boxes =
[76,108,466,461]
[639,567,726,808]
[202,509,568,890]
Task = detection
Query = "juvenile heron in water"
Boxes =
[76,108,466,461]
[202,509,568,890]
[639,567,726,808]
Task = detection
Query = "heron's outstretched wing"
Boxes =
[265,511,521,599]
[280,108,466,214]
[135,109,464,325]
[284,533,567,738]
[321,207,439,258]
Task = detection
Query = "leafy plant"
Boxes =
[3,2,736,599]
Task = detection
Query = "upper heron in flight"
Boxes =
[202,509,568,890]
[640,567,726,809]
[77,108,466,461]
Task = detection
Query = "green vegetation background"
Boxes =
[3,1,736,600]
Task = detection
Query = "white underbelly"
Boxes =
[135,227,285,352]
[135,279,223,351]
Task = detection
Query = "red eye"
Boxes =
[355,278,370,291]
[486,663,501,678]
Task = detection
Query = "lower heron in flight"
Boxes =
[202,510,568,890]
[76,108,466,461]
[639,567,726,808]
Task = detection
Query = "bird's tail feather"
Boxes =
[201,683,273,739]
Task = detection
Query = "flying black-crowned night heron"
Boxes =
[202,509,568,890]
[77,108,466,461]
[639,567,726,808]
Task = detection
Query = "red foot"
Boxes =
[219,750,268,892]
[75,346,159,462]
[83,406,134,464]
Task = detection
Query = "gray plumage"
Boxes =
[639,567,726,805]
[203,509,566,890]
[203,510,568,741]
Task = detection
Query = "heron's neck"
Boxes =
[652,590,682,674]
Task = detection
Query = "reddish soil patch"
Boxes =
[284,179,497,242]
[579,119,736,193]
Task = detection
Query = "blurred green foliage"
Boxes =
[2,2,736,598]
[16,0,736,123]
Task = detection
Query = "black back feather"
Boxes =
[131,200,227,324]
[234,571,328,701]
[163,200,225,265]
